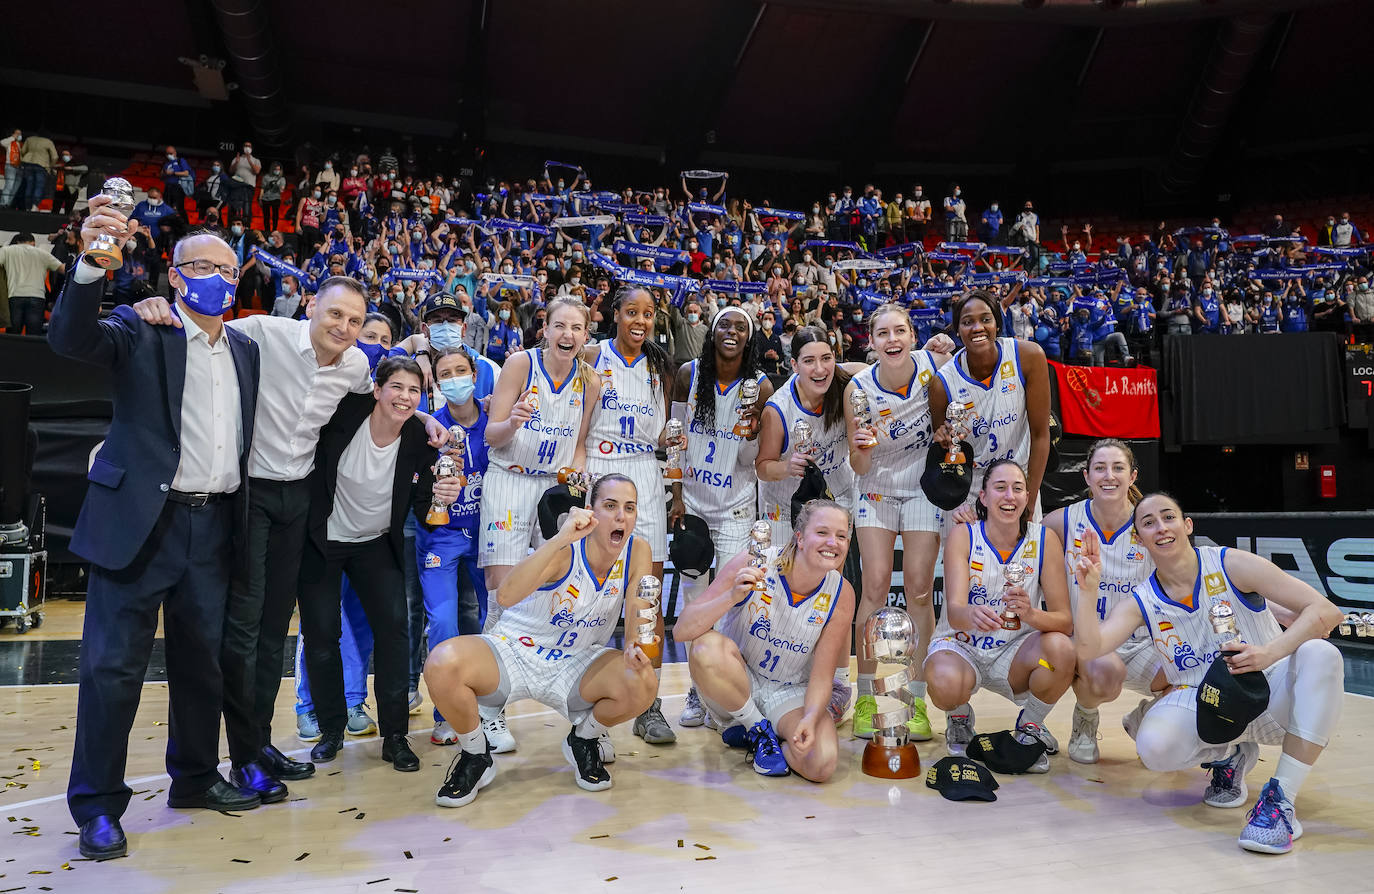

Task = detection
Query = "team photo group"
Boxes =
[55,162,1354,868]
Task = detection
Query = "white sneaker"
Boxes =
[598,732,616,764]
[1203,742,1260,808]
[704,712,720,731]
[1238,779,1303,854]
[483,711,517,754]
[944,704,975,755]
[679,686,706,727]
[1122,695,1158,741]
[1067,705,1101,764]
[431,720,459,746]
[1015,711,1059,755]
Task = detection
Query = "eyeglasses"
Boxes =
[174,259,241,281]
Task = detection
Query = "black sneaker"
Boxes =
[561,727,612,792]
[435,743,495,808]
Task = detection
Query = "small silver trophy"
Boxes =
[425,454,460,526]
[557,467,598,499]
[734,378,760,437]
[83,177,136,269]
[1208,598,1240,648]
[791,418,815,457]
[849,389,876,441]
[999,560,1028,631]
[860,607,920,778]
[747,520,772,592]
[635,576,663,662]
[664,418,685,481]
[944,401,971,464]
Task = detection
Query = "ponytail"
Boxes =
[1086,437,1142,504]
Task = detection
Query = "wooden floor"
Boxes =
[2,662,1372,894]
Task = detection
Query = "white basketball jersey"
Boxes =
[759,377,855,526]
[853,351,940,497]
[586,341,664,459]
[682,360,763,520]
[935,337,1030,472]
[935,521,1046,652]
[493,535,634,659]
[489,348,587,476]
[719,566,844,686]
[1131,546,1282,688]
[1064,500,1154,640]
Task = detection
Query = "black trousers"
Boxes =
[299,536,409,739]
[68,498,231,825]
[222,477,310,767]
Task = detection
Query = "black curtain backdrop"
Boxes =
[1160,333,1347,447]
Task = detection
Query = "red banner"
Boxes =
[1050,362,1160,439]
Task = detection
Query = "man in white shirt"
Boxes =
[131,276,451,796]
[50,202,264,859]
[1,233,63,334]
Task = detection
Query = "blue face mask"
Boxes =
[428,322,463,350]
[177,273,235,316]
[439,375,475,406]
[356,340,387,370]
[499,309,511,321]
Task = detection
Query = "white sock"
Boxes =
[857,672,876,697]
[951,702,972,718]
[834,670,849,686]
[1273,753,1313,805]
[907,679,927,700]
[576,712,609,741]
[1076,703,1100,717]
[730,699,765,731]
[457,726,486,755]
[1020,694,1054,729]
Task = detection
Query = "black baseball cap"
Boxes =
[422,292,464,320]
[669,514,715,579]
[1196,654,1270,745]
[967,730,1046,774]
[920,441,975,511]
[537,483,582,540]
[925,756,999,802]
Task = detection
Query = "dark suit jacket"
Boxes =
[301,391,437,580]
[47,275,260,571]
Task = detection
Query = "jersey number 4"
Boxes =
[537,439,558,465]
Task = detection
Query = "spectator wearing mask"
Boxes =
[905,184,931,244]
[52,149,87,217]
[943,184,967,241]
[260,163,286,231]
[1311,286,1349,337]
[315,159,341,194]
[1350,275,1374,341]
[2,232,63,334]
[133,186,177,232]
[669,299,707,366]
[884,192,904,245]
[756,309,785,379]
[1,128,22,208]
[228,142,261,220]
[16,129,57,211]
[111,227,154,306]
[978,202,1003,244]
[1281,282,1309,333]
[161,146,196,213]
[271,275,305,318]
[295,185,326,254]
[1331,213,1362,248]
[193,161,229,223]
[1191,283,1224,334]
[486,299,520,364]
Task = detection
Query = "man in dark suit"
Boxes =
[48,196,263,860]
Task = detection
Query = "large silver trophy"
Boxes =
[83,177,136,270]
[860,608,921,779]
[635,576,663,663]
[998,561,1028,631]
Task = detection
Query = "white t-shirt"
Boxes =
[327,421,401,542]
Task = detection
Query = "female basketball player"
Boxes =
[845,304,954,743]
[581,286,681,745]
[667,306,774,728]
[924,460,1075,770]
[756,325,858,720]
[676,499,856,782]
[478,297,600,750]
[1073,493,1344,854]
[424,475,659,807]
[1042,438,1162,763]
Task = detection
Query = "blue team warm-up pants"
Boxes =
[295,576,374,714]
[415,524,488,723]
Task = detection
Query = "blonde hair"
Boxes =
[542,297,598,395]
[1087,437,1143,504]
[778,499,851,574]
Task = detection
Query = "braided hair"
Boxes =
[613,286,671,408]
[693,308,760,430]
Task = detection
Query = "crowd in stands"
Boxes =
[5,129,1374,359]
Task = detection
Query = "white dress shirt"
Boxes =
[171,311,243,494]
[326,421,400,542]
[226,315,371,482]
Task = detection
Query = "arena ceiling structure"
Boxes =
[4,0,1370,207]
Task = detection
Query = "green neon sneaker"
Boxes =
[852,694,878,740]
[906,696,933,741]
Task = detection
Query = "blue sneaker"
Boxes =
[745,720,791,777]
[346,703,378,736]
[296,710,321,743]
[721,724,749,749]
[1238,779,1302,854]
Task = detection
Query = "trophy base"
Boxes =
[1000,615,1021,632]
[425,508,451,527]
[664,469,682,480]
[862,741,921,779]
[83,247,123,270]
[943,453,967,466]
[638,636,661,664]
[732,424,753,438]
